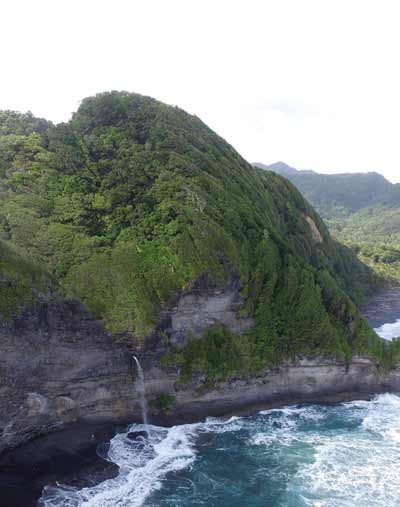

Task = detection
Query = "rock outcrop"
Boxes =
[0,299,134,455]
[165,276,253,348]
[146,356,400,421]
[2,287,400,459]
[302,213,324,243]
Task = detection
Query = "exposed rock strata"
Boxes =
[167,276,253,347]
[1,287,400,460]
[0,299,134,455]
[142,355,399,422]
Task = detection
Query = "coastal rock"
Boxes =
[141,355,400,422]
[127,431,148,440]
[0,299,135,455]
[2,290,400,507]
[1,288,400,459]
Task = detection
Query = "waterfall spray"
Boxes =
[133,355,149,431]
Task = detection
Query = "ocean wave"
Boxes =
[252,405,326,446]
[39,423,198,507]
[251,414,299,446]
[200,415,246,434]
[40,394,400,507]
[290,435,400,507]
[361,393,400,442]
[374,319,400,340]
[287,394,400,507]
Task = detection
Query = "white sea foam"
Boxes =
[288,394,400,507]
[40,395,400,507]
[259,405,325,421]
[361,393,400,442]
[374,319,400,340]
[252,405,326,446]
[39,423,198,507]
[294,439,400,506]
[251,412,300,446]
[201,415,245,434]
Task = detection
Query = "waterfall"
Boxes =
[133,355,149,430]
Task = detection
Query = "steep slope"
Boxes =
[0,93,382,362]
[1,93,399,457]
[256,161,400,243]
[0,239,51,319]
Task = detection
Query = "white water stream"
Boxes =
[133,356,149,431]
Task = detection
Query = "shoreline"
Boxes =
[1,387,396,507]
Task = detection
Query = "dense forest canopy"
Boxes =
[257,161,400,285]
[256,161,400,243]
[0,92,396,381]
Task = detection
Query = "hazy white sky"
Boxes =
[1,0,400,181]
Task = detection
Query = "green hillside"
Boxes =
[256,162,400,284]
[0,93,395,378]
[0,239,51,319]
[256,162,400,243]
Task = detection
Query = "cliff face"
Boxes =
[2,286,400,457]
[0,278,254,454]
[144,356,394,420]
[0,299,133,455]
[162,275,253,348]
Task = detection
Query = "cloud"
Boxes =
[0,0,399,182]
[259,99,319,120]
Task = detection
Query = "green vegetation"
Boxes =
[257,162,400,284]
[346,242,400,284]
[165,258,389,387]
[257,162,400,244]
[327,206,400,245]
[149,393,176,413]
[0,239,51,319]
[0,92,395,382]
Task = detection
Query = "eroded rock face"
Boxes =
[303,214,323,243]
[140,355,400,422]
[0,278,256,455]
[0,299,135,454]
[168,278,253,347]
[2,287,400,457]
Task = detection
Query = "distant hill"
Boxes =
[254,162,400,244]
[254,162,301,177]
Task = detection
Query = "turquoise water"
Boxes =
[41,393,400,507]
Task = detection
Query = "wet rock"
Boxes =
[127,430,148,440]
[0,299,135,455]
[0,422,120,507]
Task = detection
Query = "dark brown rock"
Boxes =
[0,298,136,455]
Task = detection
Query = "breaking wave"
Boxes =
[40,394,400,507]
[374,319,400,340]
[40,424,198,507]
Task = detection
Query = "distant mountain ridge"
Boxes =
[254,162,315,177]
[254,162,400,243]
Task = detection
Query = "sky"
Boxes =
[1,0,400,182]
